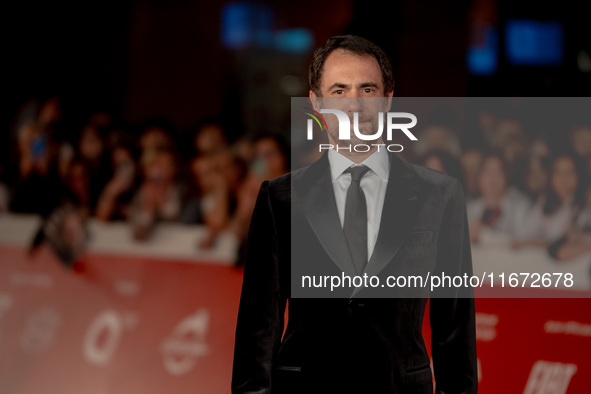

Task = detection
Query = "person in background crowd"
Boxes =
[181,154,228,226]
[37,96,64,142]
[514,151,589,251]
[461,147,484,200]
[62,158,92,210]
[232,136,254,164]
[234,134,290,219]
[250,133,290,181]
[468,152,531,246]
[413,124,462,159]
[138,120,175,170]
[192,121,229,156]
[180,150,245,226]
[129,148,182,241]
[483,116,528,189]
[549,187,591,261]
[198,142,263,255]
[29,157,92,267]
[16,122,52,180]
[228,133,290,265]
[524,157,549,201]
[569,125,591,159]
[57,140,76,181]
[10,122,60,214]
[523,139,551,201]
[181,150,248,249]
[530,138,551,159]
[78,122,111,210]
[140,126,173,153]
[495,119,527,169]
[420,149,465,189]
[95,144,138,221]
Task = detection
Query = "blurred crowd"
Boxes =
[414,109,591,262]
[1,97,590,264]
[1,97,289,264]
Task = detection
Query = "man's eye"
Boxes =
[364,88,373,93]
[334,90,344,95]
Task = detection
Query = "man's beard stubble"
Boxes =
[326,113,383,147]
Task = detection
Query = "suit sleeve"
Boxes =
[429,178,478,394]
[232,181,287,394]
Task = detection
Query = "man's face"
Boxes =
[310,49,393,146]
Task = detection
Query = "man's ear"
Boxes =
[309,90,321,112]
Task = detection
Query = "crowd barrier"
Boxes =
[0,214,589,393]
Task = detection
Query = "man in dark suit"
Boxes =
[232,35,478,393]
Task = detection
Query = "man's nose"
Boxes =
[345,95,362,113]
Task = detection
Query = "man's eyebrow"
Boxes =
[326,83,350,91]
[359,82,380,88]
[326,82,381,91]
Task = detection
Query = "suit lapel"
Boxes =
[294,152,428,294]
[293,153,358,277]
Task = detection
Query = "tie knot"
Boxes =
[347,165,370,182]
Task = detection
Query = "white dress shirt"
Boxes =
[328,148,390,261]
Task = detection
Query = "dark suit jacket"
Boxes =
[232,152,478,394]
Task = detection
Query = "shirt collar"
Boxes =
[328,148,389,181]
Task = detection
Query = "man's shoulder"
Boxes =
[264,164,320,202]
[264,170,296,201]
[267,165,309,189]
[267,171,292,189]
[409,162,458,187]
[401,158,461,192]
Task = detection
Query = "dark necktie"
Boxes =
[343,165,370,274]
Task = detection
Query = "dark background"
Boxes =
[4,0,590,161]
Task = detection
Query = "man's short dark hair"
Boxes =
[309,35,394,96]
